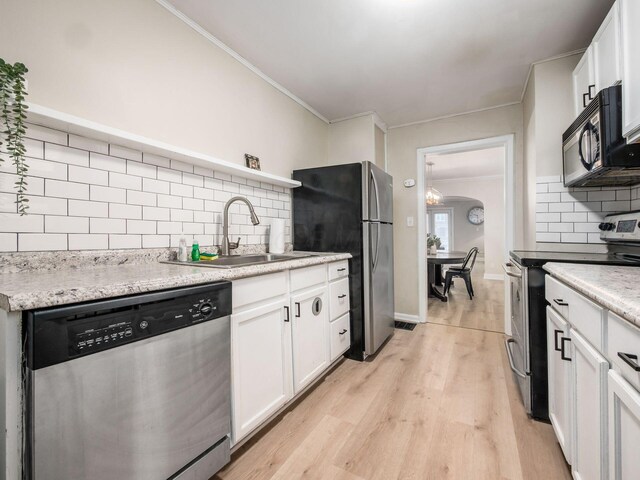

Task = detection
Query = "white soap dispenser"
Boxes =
[178,234,188,262]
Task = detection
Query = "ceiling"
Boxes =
[427,146,504,180]
[166,0,613,126]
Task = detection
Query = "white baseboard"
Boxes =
[484,273,504,281]
[394,312,421,323]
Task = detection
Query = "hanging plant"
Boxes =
[0,59,29,215]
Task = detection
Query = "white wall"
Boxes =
[0,0,328,178]
[328,115,375,165]
[434,180,504,276]
[439,199,485,258]
[387,103,523,316]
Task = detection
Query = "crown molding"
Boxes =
[520,48,586,102]
[155,0,329,124]
[388,102,521,130]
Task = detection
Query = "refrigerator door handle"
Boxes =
[370,169,381,222]
[372,223,381,273]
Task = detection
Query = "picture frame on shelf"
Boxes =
[245,154,261,171]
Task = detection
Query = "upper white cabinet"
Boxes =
[593,1,622,93]
[620,0,640,141]
[573,46,596,116]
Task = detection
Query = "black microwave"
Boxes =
[562,85,640,187]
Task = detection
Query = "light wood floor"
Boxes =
[428,262,506,333]
[215,283,571,480]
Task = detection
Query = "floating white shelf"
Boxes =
[25,103,302,188]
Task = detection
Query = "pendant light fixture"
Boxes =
[425,161,443,206]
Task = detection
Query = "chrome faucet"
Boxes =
[221,196,260,256]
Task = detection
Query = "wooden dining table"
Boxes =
[427,250,468,302]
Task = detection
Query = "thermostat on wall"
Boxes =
[403,179,416,188]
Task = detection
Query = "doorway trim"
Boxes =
[416,134,515,328]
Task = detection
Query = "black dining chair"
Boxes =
[443,247,479,300]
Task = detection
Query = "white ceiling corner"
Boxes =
[163,0,614,127]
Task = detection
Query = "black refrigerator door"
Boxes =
[293,163,365,360]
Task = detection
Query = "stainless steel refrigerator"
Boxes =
[292,161,394,360]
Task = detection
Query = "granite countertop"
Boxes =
[544,262,640,328]
[0,253,351,312]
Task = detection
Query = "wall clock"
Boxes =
[468,207,484,225]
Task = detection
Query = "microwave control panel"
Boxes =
[599,212,640,242]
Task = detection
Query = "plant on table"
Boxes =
[427,234,442,250]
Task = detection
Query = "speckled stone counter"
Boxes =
[544,262,640,328]
[0,252,350,312]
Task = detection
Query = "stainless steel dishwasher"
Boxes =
[23,282,232,480]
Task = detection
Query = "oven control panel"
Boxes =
[599,211,640,242]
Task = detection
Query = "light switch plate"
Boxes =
[403,179,416,188]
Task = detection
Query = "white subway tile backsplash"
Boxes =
[110,145,142,162]
[45,215,88,234]
[588,190,616,201]
[44,144,89,167]
[142,153,171,169]
[69,200,109,218]
[69,234,109,250]
[0,193,16,213]
[26,124,68,145]
[109,234,141,249]
[126,220,156,235]
[127,160,156,179]
[127,190,156,206]
[562,233,588,243]
[561,212,588,223]
[90,152,126,173]
[0,131,291,252]
[69,165,108,186]
[18,233,67,251]
[91,218,126,234]
[90,185,126,204]
[69,135,109,154]
[0,213,43,232]
[46,180,89,200]
[535,176,637,245]
[170,160,193,173]
[142,206,170,221]
[110,203,142,220]
[0,233,17,251]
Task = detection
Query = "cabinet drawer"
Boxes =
[290,264,327,292]
[328,260,349,281]
[330,313,351,362]
[546,275,571,318]
[329,277,350,320]
[568,288,605,351]
[233,272,288,311]
[608,311,640,391]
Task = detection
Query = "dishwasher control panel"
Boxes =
[25,282,232,370]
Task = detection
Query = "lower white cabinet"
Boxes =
[547,307,572,463]
[330,313,351,362]
[231,299,292,443]
[291,286,329,394]
[608,370,640,480]
[571,329,609,480]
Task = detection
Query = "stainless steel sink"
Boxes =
[164,253,313,269]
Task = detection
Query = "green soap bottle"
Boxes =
[191,240,200,261]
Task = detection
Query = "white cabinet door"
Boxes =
[608,370,640,480]
[620,0,640,140]
[291,285,329,394]
[231,299,292,443]
[547,307,573,464]
[571,329,609,480]
[593,1,622,92]
[573,46,596,116]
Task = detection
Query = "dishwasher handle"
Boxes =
[505,338,528,379]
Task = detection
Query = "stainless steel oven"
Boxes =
[503,260,531,413]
